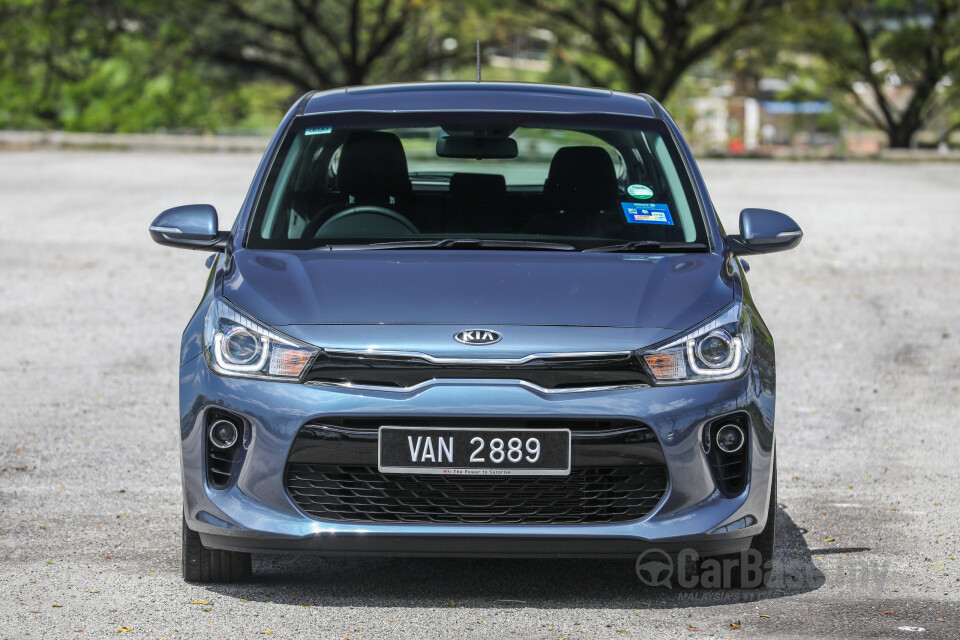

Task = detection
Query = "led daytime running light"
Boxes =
[685,337,743,375]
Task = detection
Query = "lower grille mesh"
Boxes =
[285,465,667,524]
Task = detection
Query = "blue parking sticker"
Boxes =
[621,202,674,225]
[304,126,332,136]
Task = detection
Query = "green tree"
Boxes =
[183,0,470,91]
[0,0,120,128]
[798,0,960,148]
[0,0,248,131]
[0,0,482,131]
[514,0,785,100]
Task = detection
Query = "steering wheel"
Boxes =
[308,205,419,238]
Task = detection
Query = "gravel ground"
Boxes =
[0,151,958,639]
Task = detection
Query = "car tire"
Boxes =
[182,516,252,583]
[729,457,777,589]
[672,458,777,590]
[751,459,777,576]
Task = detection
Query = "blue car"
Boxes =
[150,82,801,586]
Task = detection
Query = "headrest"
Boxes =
[449,173,506,202]
[337,131,410,199]
[544,146,619,211]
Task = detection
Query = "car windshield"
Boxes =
[247,112,708,251]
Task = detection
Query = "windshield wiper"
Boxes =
[582,241,709,253]
[317,239,578,251]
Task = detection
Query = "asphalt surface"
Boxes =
[1,151,958,639]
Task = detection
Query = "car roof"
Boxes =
[302,82,659,119]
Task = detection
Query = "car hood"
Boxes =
[222,249,734,331]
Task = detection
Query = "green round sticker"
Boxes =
[627,184,654,200]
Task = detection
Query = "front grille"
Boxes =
[296,416,660,434]
[285,464,668,524]
[303,350,650,391]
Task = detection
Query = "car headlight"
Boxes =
[638,303,752,384]
[203,298,319,380]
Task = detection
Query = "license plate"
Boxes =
[378,426,571,476]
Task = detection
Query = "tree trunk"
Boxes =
[626,70,681,103]
[886,123,917,149]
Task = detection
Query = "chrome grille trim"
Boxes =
[305,377,650,394]
[322,348,636,366]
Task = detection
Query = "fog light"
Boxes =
[715,423,744,453]
[208,419,239,449]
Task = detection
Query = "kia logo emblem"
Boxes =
[454,330,502,346]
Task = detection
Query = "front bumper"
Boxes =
[179,352,775,558]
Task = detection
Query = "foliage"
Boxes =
[1,0,958,143]
[0,0,250,132]
[791,0,960,147]
[177,0,471,90]
[512,0,785,100]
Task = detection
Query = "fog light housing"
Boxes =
[715,424,745,453]
[208,419,239,449]
[701,426,712,454]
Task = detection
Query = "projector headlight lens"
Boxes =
[220,326,262,366]
[696,330,734,368]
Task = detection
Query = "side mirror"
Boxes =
[725,208,802,255]
[149,204,229,251]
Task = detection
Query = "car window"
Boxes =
[249,113,706,251]
[380,127,626,187]
[653,135,696,243]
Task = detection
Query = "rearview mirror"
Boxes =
[149,204,229,251]
[725,208,802,255]
[436,135,518,159]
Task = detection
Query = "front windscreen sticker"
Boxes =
[627,184,654,199]
[621,202,674,225]
[304,126,332,136]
